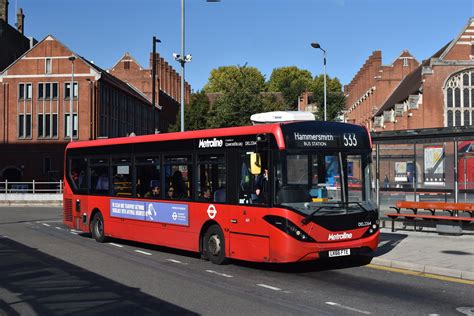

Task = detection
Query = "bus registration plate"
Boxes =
[328,249,350,257]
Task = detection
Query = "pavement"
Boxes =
[371,227,474,281]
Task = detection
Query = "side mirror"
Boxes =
[250,153,261,175]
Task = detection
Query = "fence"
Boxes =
[0,181,63,194]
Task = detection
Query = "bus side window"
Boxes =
[164,155,192,200]
[239,155,252,204]
[112,157,131,197]
[90,158,109,195]
[135,156,161,199]
[197,154,226,203]
[70,157,87,191]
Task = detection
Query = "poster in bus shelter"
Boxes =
[424,145,445,185]
[394,162,407,182]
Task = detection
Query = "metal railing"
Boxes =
[0,181,63,194]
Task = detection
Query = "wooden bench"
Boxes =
[386,201,474,232]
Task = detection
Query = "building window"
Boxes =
[65,82,78,99]
[124,61,130,70]
[455,110,461,126]
[38,83,44,100]
[18,83,32,100]
[464,88,470,107]
[402,58,409,67]
[447,88,453,108]
[64,113,78,139]
[45,58,52,74]
[45,83,51,99]
[52,83,58,99]
[463,73,470,86]
[38,106,58,139]
[18,113,31,138]
[444,69,474,126]
[464,110,470,126]
[447,110,453,127]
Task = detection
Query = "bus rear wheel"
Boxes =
[91,212,106,243]
[203,225,228,265]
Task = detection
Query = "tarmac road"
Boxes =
[0,207,472,316]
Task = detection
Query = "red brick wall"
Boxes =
[345,50,419,128]
[1,37,97,144]
[109,52,191,106]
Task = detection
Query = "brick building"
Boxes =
[0,35,160,182]
[109,52,190,131]
[0,0,35,71]
[345,18,474,132]
[344,50,419,129]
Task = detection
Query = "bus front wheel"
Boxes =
[91,212,106,243]
[203,225,228,265]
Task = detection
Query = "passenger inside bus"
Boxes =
[96,172,109,191]
[171,170,186,198]
[198,186,212,202]
[145,186,161,198]
[167,186,175,199]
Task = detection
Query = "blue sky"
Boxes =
[9,0,473,91]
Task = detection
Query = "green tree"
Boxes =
[311,75,346,121]
[203,65,266,93]
[207,65,266,128]
[267,66,313,109]
[168,90,211,132]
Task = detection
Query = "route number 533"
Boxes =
[343,133,358,147]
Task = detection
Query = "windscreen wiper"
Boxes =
[301,205,339,225]
[301,206,323,225]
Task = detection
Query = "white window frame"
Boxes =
[444,69,474,127]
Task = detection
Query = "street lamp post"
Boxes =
[311,42,327,121]
[173,0,191,132]
[68,56,76,141]
[174,0,220,132]
[152,36,161,108]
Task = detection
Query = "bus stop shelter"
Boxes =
[371,126,474,213]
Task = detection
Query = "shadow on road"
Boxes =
[0,237,197,315]
[231,255,374,274]
[374,232,408,256]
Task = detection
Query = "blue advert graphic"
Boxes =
[110,199,146,220]
[110,199,189,226]
[145,202,189,226]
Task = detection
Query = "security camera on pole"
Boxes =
[174,0,220,132]
[173,0,192,132]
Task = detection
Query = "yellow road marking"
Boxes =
[367,264,474,285]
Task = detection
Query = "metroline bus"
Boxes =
[63,120,380,264]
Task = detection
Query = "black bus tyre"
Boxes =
[203,225,228,265]
[91,212,106,243]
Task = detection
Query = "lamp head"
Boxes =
[311,43,321,49]
[68,56,76,62]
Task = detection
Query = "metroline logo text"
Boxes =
[328,232,353,241]
[199,138,223,148]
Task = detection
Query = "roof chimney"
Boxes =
[16,8,24,34]
[0,0,8,24]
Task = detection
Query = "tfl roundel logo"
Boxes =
[207,204,217,219]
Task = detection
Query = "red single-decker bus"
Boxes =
[63,120,379,264]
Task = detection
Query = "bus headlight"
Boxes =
[264,215,315,242]
[362,222,379,237]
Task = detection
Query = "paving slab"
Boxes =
[371,228,474,280]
